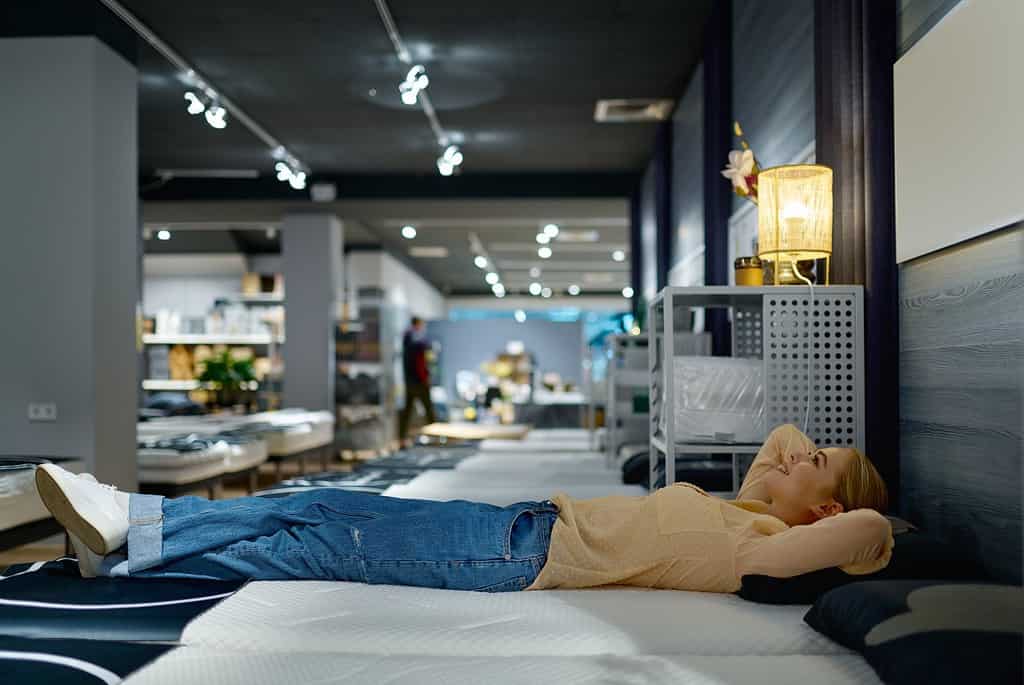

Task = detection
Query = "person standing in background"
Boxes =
[399,316,436,441]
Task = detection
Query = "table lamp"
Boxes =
[757,164,833,285]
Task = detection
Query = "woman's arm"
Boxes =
[736,424,816,501]
[737,509,894,578]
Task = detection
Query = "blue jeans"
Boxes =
[103,490,558,592]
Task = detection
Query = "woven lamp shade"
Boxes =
[757,165,833,277]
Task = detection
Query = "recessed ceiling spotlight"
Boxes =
[612,249,626,262]
[474,255,488,269]
[204,104,228,129]
[485,272,499,285]
[543,223,560,238]
[157,229,171,241]
[538,246,552,259]
[529,266,541,278]
[535,233,550,245]
[567,284,581,296]
[401,225,417,239]
[622,286,635,298]
[528,282,542,296]
[514,309,527,323]
[541,287,553,298]
[492,283,506,297]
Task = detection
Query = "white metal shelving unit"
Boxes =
[649,285,865,493]
[604,334,650,467]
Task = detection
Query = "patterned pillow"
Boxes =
[804,580,1023,684]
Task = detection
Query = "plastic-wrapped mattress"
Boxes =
[0,464,49,531]
[0,458,82,532]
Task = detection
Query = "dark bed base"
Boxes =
[0,517,67,553]
[267,443,336,478]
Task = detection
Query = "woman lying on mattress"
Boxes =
[36,423,893,593]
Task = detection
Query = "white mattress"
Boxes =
[137,442,232,469]
[180,582,849,657]
[455,452,610,473]
[138,459,227,485]
[127,651,880,685]
[403,469,623,489]
[480,437,595,453]
[382,481,646,506]
[264,421,334,456]
[223,441,268,473]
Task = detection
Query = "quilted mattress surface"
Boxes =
[400,468,623,489]
[455,452,610,472]
[126,651,881,685]
[179,581,849,657]
[480,437,595,453]
[382,481,646,506]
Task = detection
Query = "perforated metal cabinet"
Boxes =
[605,334,650,467]
[648,286,865,492]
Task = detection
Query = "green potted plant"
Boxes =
[198,349,257,410]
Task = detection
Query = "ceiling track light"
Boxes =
[436,144,464,177]
[373,0,463,177]
[97,1,310,188]
[399,64,429,105]
[204,103,228,129]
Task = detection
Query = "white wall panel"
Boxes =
[895,0,1024,262]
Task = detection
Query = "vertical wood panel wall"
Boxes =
[732,0,815,214]
[669,65,704,286]
[899,224,1023,584]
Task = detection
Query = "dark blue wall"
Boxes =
[732,0,815,216]
[670,63,704,284]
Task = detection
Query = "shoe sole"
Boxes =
[35,466,112,555]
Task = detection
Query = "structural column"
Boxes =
[702,0,733,355]
[815,0,900,494]
[0,34,139,488]
[282,214,344,412]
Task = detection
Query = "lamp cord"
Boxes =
[792,260,815,434]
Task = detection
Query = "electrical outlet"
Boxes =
[28,402,58,422]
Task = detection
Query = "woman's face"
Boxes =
[763,447,854,526]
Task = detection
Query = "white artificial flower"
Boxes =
[721,149,755,194]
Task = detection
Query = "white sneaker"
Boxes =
[67,474,109,578]
[35,464,130,555]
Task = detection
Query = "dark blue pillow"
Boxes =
[805,580,1023,685]
[738,531,986,605]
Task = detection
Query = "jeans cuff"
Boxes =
[125,493,165,574]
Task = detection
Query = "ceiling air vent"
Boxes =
[594,99,674,123]
[409,246,449,258]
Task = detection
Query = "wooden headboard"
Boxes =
[898,223,1023,584]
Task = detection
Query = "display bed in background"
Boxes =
[0,456,82,552]
[419,422,530,441]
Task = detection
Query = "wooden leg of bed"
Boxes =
[321,446,329,472]
[248,469,258,494]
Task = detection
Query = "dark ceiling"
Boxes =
[123,0,711,176]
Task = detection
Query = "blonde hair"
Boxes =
[834,448,889,513]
